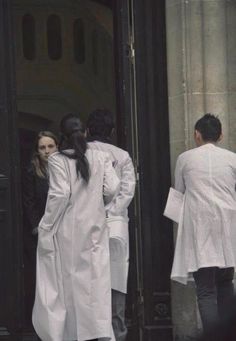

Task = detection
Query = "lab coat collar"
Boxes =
[199,142,217,149]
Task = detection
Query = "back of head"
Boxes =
[86,108,115,143]
[59,113,90,183]
[195,113,222,142]
[60,113,84,139]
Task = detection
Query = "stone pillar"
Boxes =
[166,0,236,339]
[202,1,229,145]
[226,0,236,151]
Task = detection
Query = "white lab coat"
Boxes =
[32,149,120,341]
[171,143,236,285]
[88,141,136,293]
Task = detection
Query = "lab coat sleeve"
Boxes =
[107,154,136,215]
[103,154,120,203]
[39,155,70,231]
[174,155,186,194]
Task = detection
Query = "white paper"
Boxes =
[163,187,184,223]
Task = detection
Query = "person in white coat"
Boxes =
[86,109,136,341]
[172,113,236,334]
[32,113,120,341]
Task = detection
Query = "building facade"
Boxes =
[0,0,235,340]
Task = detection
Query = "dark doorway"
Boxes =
[13,0,141,340]
[0,0,173,340]
[19,129,36,169]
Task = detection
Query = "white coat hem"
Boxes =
[73,332,111,341]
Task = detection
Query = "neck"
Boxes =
[87,135,111,144]
[198,140,217,146]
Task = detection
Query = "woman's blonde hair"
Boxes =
[32,131,58,178]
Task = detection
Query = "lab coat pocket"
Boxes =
[38,228,55,254]
[109,238,127,261]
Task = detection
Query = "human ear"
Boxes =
[194,130,202,146]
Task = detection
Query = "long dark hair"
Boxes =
[32,131,58,178]
[59,114,90,183]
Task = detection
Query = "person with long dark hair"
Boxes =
[32,114,119,341]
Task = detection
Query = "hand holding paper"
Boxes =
[163,187,184,224]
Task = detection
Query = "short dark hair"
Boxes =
[86,109,115,141]
[195,113,222,142]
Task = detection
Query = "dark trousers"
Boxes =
[112,289,127,341]
[99,289,127,341]
[193,267,234,332]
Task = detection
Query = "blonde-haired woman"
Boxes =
[23,131,58,327]
[23,131,58,234]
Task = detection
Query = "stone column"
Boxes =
[202,1,229,145]
[226,0,236,151]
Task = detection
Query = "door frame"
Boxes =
[113,0,174,340]
[0,1,24,340]
[113,0,143,339]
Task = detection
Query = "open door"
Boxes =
[113,1,143,340]
[114,0,174,340]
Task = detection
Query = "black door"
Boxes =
[113,1,143,339]
[114,0,174,340]
[0,1,23,340]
